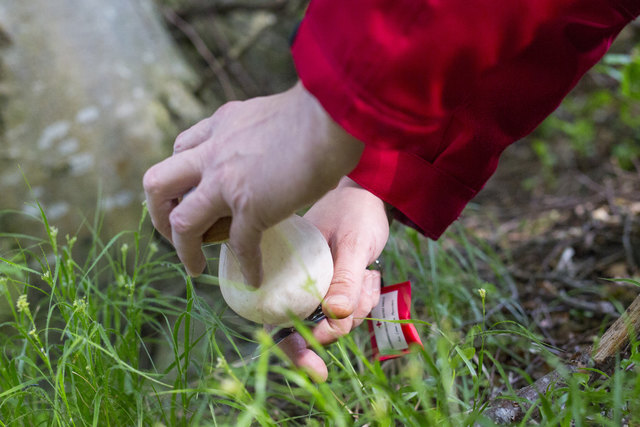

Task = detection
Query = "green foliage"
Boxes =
[0,206,638,426]
[528,42,640,187]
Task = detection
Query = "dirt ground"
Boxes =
[463,136,639,359]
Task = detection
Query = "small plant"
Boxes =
[0,203,638,425]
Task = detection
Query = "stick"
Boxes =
[162,7,238,100]
[592,293,640,363]
[177,0,287,19]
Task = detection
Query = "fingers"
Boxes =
[313,317,353,345]
[322,237,370,319]
[352,270,381,328]
[145,144,266,281]
[370,270,382,310]
[169,185,228,277]
[143,152,204,240]
[173,117,213,154]
[278,333,328,383]
[173,101,241,154]
[275,269,380,383]
[314,269,381,344]
[227,214,264,287]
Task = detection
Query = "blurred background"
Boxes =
[0,0,306,248]
[0,1,638,423]
[1,0,639,348]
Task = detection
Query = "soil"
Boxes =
[462,137,640,356]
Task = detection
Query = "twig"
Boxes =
[592,294,640,364]
[622,213,638,274]
[227,14,277,62]
[162,7,237,100]
[481,361,584,424]
[556,290,616,315]
[509,268,601,291]
[482,293,640,424]
[177,0,287,19]
[201,13,263,97]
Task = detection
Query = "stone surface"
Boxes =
[0,0,205,242]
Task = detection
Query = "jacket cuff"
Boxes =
[291,16,442,154]
[348,147,477,240]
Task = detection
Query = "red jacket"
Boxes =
[292,0,639,239]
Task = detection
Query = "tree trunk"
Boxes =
[0,0,206,243]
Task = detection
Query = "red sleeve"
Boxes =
[292,0,639,239]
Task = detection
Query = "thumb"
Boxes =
[322,240,369,319]
[227,214,264,287]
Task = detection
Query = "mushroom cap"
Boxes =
[219,215,333,326]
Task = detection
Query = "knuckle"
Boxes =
[173,130,189,150]
[331,267,360,289]
[186,189,213,209]
[227,193,269,232]
[229,191,251,214]
[169,210,193,235]
[337,231,360,253]
[214,100,241,117]
[142,167,163,194]
[327,318,353,338]
[369,269,381,281]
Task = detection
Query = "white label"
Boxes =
[371,290,408,352]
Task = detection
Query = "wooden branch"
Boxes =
[482,364,583,424]
[556,290,616,315]
[592,294,640,363]
[176,0,287,19]
[162,7,238,100]
[200,13,262,97]
[482,293,640,424]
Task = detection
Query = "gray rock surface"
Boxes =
[0,0,205,242]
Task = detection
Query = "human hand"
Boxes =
[278,177,390,382]
[143,82,364,283]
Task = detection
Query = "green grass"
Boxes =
[0,205,638,426]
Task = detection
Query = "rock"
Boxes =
[0,0,207,243]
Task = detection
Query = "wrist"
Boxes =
[337,176,394,225]
[295,82,364,177]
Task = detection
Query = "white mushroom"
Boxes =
[218,214,333,326]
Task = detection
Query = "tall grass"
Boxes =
[0,205,638,426]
